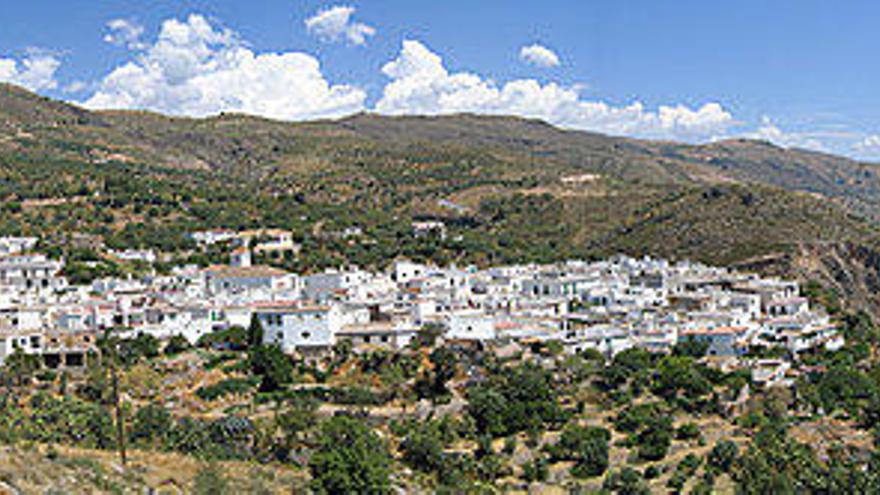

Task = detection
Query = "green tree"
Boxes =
[275,395,318,457]
[603,467,650,495]
[652,355,712,402]
[636,417,673,461]
[164,334,191,355]
[247,314,264,349]
[708,439,738,473]
[129,403,172,446]
[547,424,611,478]
[248,344,293,393]
[600,347,653,391]
[672,336,709,358]
[2,348,41,387]
[400,421,446,473]
[198,326,247,350]
[522,455,549,482]
[676,422,702,441]
[468,363,565,437]
[733,422,827,494]
[309,416,392,494]
[816,366,876,414]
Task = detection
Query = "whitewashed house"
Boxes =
[561,325,632,357]
[445,311,496,341]
[303,267,370,302]
[204,265,297,296]
[0,237,38,256]
[256,304,342,353]
[391,260,432,285]
[0,254,66,292]
[0,330,43,364]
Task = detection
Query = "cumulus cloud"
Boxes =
[64,80,87,93]
[104,18,146,50]
[85,14,366,120]
[855,135,880,153]
[376,40,733,141]
[520,44,560,68]
[744,116,828,152]
[0,52,60,91]
[305,5,375,45]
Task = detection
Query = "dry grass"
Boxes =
[0,443,305,494]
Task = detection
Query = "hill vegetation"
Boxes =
[1,82,880,309]
[4,83,880,492]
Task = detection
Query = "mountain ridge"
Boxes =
[3,82,879,219]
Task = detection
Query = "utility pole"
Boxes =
[106,334,127,467]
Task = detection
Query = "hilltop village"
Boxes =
[0,227,841,389]
[0,228,876,493]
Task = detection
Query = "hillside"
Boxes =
[1,82,879,309]
[5,84,880,494]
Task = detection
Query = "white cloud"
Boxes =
[519,44,560,68]
[744,116,827,152]
[376,40,733,141]
[855,134,880,153]
[104,18,146,49]
[305,5,375,46]
[0,52,60,91]
[85,14,366,120]
[64,80,87,93]
[78,21,859,153]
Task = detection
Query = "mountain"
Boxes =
[1,82,879,314]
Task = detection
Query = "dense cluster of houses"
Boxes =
[0,232,844,388]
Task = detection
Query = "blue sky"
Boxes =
[1,0,879,159]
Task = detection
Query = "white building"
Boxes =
[0,237,38,256]
[0,254,66,292]
[411,220,447,240]
[338,323,420,351]
[445,311,496,341]
[303,268,371,302]
[108,249,157,264]
[204,265,297,296]
[188,229,237,246]
[142,305,216,344]
[391,260,432,285]
[561,325,633,357]
[256,304,342,353]
[0,330,42,364]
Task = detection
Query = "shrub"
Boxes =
[195,377,259,401]
[708,439,738,473]
[547,424,611,478]
[164,334,191,355]
[309,416,392,494]
[677,422,702,441]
